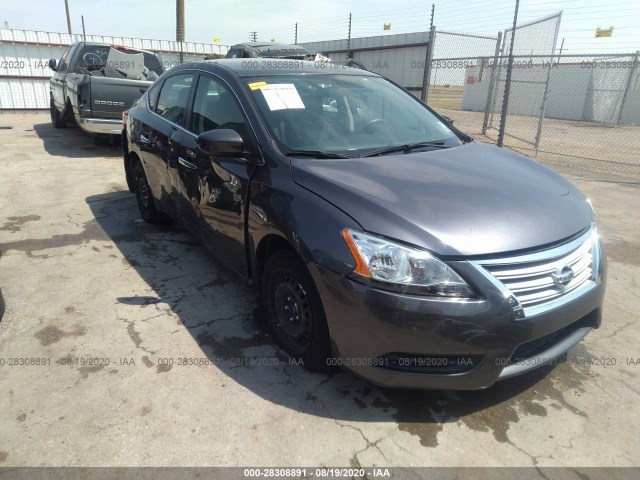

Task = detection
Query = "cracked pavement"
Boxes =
[0,114,639,468]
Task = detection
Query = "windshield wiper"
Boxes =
[361,141,450,157]
[286,150,351,159]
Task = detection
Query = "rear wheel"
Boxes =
[262,250,331,370]
[133,161,165,224]
[50,97,67,128]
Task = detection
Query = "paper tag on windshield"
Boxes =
[248,81,267,90]
[260,84,305,111]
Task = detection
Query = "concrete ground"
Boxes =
[0,113,639,468]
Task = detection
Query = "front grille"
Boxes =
[473,228,599,317]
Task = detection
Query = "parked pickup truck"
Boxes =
[48,42,164,135]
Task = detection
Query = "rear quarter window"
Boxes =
[146,81,162,111]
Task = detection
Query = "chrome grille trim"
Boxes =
[470,227,600,318]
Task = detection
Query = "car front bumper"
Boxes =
[308,257,606,390]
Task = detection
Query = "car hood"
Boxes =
[290,142,591,257]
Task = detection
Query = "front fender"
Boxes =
[248,168,362,280]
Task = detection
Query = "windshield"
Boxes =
[246,74,461,157]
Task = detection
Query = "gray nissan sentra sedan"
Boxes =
[123,60,606,389]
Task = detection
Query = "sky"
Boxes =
[1,0,639,54]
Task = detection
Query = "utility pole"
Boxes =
[249,31,258,42]
[497,0,520,148]
[346,13,352,59]
[294,23,298,44]
[81,15,86,40]
[176,0,185,63]
[64,0,72,35]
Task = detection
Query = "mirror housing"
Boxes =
[197,129,244,157]
[48,59,57,71]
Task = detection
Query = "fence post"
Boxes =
[615,50,639,126]
[420,27,435,103]
[482,31,503,135]
[347,13,352,59]
[497,0,520,148]
[420,4,436,103]
[534,10,562,153]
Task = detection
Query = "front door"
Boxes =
[171,73,259,276]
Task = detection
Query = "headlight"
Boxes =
[341,229,475,297]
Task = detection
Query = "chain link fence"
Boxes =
[426,12,640,178]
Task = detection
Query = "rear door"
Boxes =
[141,72,196,217]
[171,73,259,276]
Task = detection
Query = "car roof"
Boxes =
[172,59,378,78]
[229,42,312,51]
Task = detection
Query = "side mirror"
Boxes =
[442,115,454,125]
[48,59,57,71]
[197,129,244,157]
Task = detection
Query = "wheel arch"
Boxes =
[248,183,361,286]
[254,233,298,285]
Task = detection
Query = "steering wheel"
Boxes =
[82,52,103,69]
[359,118,387,132]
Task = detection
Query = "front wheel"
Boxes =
[50,97,67,128]
[262,250,331,370]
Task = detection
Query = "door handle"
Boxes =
[139,134,150,144]
[178,157,197,170]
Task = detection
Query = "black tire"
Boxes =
[262,250,331,370]
[50,97,67,128]
[133,161,165,224]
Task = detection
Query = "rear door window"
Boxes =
[155,73,195,127]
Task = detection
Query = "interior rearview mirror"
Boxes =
[48,59,57,71]
[197,129,244,158]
